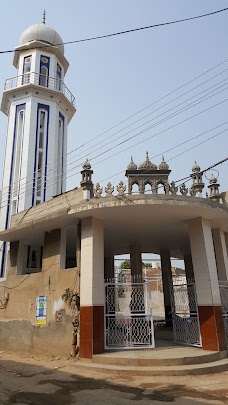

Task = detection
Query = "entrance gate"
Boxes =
[170,279,201,347]
[104,276,154,349]
[219,281,228,348]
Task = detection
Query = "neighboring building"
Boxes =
[0,20,227,359]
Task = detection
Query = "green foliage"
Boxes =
[120,259,152,269]
[120,260,131,269]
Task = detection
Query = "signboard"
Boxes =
[36,296,47,325]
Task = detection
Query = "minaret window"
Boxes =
[35,109,46,204]
[22,56,31,84]
[56,63,62,91]
[39,55,50,87]
[56,113,64,195]
[12,107,25,213]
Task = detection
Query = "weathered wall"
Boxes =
[0,229,80,356]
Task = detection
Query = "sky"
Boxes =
[0,0,228,195]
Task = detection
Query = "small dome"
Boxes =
[139,151,157,170]
[127,156,137,170]
[192,161,200,172]
[159,156,169,170]
[19,23,64,54]
[209,174,218,184]
[82,159,91,170]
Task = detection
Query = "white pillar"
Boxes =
[212,229,228,281]
[188,218,226,351]
[80,217,104,359]
[160,248,172,322]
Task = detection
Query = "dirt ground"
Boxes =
[0,350,228,405]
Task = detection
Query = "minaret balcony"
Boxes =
[4,72,75,107]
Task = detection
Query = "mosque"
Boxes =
[0,18,227,370]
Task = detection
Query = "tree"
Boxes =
[120,259,131,269]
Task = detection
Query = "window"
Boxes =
[26,245,43,273]
[35,110,46,204]
[56,113,64,195]
[65,228,77,269]
[12,107,25,212]
[56,63,62,91]
[40,66,48,87]
[23,56,31,84]
[39,55,50,87]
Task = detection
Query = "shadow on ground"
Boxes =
[0,357,227,404]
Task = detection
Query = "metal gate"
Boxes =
[219,281,228,348]
[170,280,201,347]
[104,276,154,349]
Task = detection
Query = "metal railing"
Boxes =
[4,72,75,107]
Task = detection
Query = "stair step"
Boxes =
[76,357,228,376]
[92,350,227,367]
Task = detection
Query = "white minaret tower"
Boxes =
[0,15,76,276]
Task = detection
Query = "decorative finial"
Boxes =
[146,151,149,160]
[43,10,46,24]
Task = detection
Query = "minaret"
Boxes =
[208,174,221,202]
[190,161,204,197]
[0,18,76,277]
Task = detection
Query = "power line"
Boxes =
[1,7,228,54]
[12,155,228,230]
[1,59,228,200]
[1,84,227,209]
[1,75,227,204]
[0,117,226,218]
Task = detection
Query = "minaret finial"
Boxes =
[43,10,46,24]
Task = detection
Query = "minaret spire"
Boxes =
[43,10,46,24]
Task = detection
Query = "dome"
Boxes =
[159,156,169,170]
[82,159,91,170]
[209,174,218,184]
[127,156,137,170]
[192,161,200,172]
[19,23,64,54]
[138,151,157,170]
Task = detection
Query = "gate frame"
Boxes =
[104,276,155,350]
[219,281,228,349]
[170,278,202,347]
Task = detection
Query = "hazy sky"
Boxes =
[0,1,228,193]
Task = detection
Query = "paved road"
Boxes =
[0,354,227,404]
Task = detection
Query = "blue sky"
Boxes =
[0,1,228,193]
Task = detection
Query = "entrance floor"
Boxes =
[92,342,225,367]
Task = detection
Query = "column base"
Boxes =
[80,305,104,359]
[198,305,227,351]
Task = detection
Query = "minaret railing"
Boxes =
[4,72,75,106]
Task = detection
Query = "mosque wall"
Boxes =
[0,228,80,356]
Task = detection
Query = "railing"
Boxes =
[4,72,75,107]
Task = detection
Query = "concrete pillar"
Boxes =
[224,232,228,260]
[104,256,114,280]
[212,229,228,281]
[80,217,104,359]
[130,244,142,277]
[188,218,226,351]
[184,255,194,281]
[160,248,172,321]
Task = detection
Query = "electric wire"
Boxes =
[0,123,226,232]
[1,7,228,54]
[1,59,228,199]
[1,76,228,205]
[1,92,228,211]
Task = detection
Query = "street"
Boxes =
[0,352,227,404]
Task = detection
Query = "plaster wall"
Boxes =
[189,218,221,306]
[0,229,79,355]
